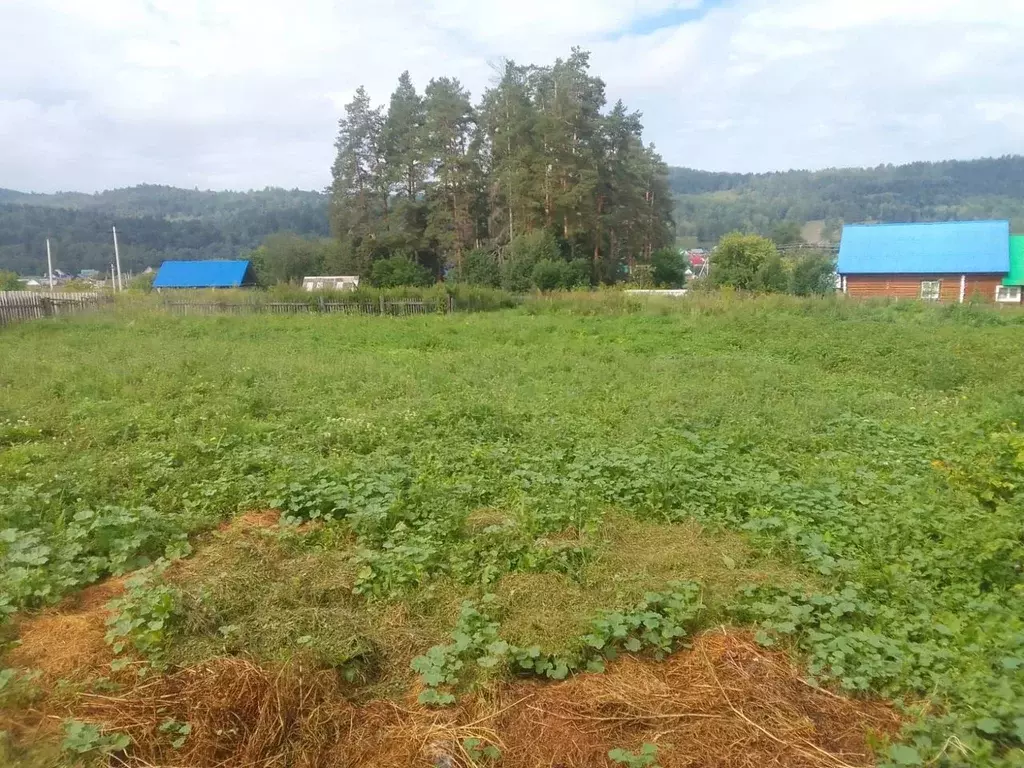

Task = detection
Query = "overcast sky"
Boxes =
[2,0,1022,193]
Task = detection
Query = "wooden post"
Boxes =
[379,294,385,315]
[448,294,454,313]
[46,239,54,291]
[959,275,966,303]
[112,226,123,291]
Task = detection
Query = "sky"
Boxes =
[1,0,1022,193]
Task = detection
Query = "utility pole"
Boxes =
[46,238,54,291]
[112,226,123,291]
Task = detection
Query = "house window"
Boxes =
[920,280,941,301]
[995,285,1021,303]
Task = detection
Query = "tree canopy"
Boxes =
[328,50,675,286]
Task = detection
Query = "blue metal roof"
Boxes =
[837,220,1010,275]
[153,260,255,288]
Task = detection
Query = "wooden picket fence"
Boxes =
[0,291,108,327]
[0,292,457,327]
[163,296,453,316]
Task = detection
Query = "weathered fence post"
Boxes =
[448,295,454,314]
[40,296,53,318]
[318,296,325,313]
[379,295,386,315]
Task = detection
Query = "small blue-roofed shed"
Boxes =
[152,260,257,289]
[837,220,1011,303]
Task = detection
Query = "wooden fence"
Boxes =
[163,296,453,316]
[0,291,107,327]
[0,292,456,327]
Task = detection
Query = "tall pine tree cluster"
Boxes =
[328,49,674,287]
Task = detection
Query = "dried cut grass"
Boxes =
[496,630,900,768]
[79,630,900,768]
[217,509,282,532]
[4,578,124,681]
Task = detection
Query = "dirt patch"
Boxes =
[5,578,124,681]
[78,630,900,768]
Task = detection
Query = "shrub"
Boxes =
[711,233,779,291]
[128,272,156,292]
[752,253,788,293]
[453,249,501,288]
[628,264,655,288]
[249,233,336,286]
[502,231,561,292]
[369,255,434,288]
[0,271,22,291]
[650,248,688,288]
[790,251,836,296]
[531,260,565,292]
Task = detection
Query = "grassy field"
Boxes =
[1,295,1023,766]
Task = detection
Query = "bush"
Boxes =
[711,233,779,291]
[564,259,590,289]
[531,261,567,292]
[790,252,837,296]
[0,271,21,291]
[628,264,655,289]
[249,233,336,286]
[128,272,156,293]
[453,249,501,288]
[502,231,561,292]
[650,248,687,288]
[752,254,788,293]
[370,255,434,288]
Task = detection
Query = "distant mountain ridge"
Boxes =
[668,155,1024,244]
[3,156,1023,275]
[0,185,329,276]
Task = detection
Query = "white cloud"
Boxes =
[0,0,1021,191]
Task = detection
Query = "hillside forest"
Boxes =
[0,54,1022,283]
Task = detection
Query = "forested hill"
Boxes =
[0,185,328,276]
[670,155,1024,244]
[3,156,1024,276]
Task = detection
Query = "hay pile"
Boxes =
[5,577,124,681]
[79,630,900,768]
[495,630,899,767]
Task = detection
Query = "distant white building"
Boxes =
[302,275,360,292]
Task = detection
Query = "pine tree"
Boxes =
[478,61,541,245]
[329,87,388,272]
[422,77,479,270]
[381,72,429,261]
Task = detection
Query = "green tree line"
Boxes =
[327,49,675,287]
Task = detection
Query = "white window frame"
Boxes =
[920,280,941,301]
[995,285,1021,303]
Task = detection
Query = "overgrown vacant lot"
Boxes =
[1,296,1023,767]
